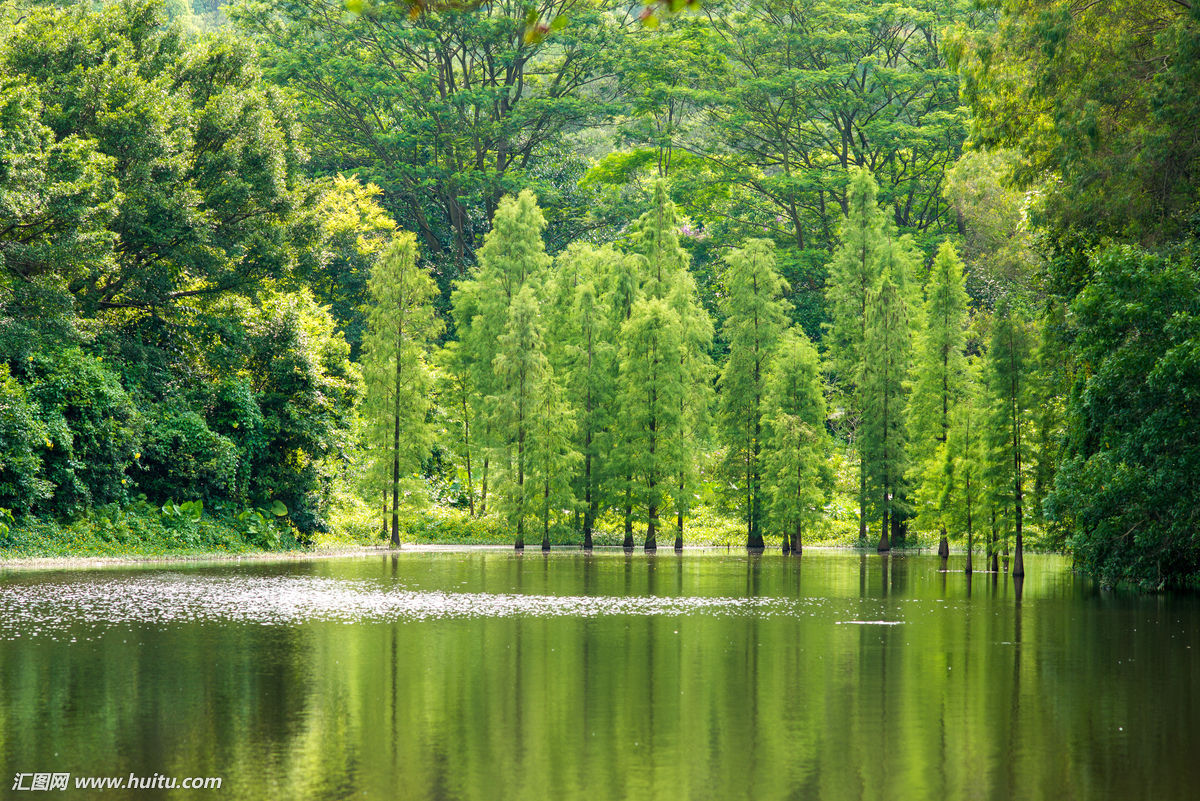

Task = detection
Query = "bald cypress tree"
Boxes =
[824,168,888,543]
[861,237,918,552]
[908,241,970,558]
[617,298,687,551]
[362,233,443,547]
[985,298,1034,577]
[667,269,715,551]
[492,286,551,550]
[763,328,831,554]
[451,190,551,517]
[718,238,791,550]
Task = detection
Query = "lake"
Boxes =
[1,550,1197,800]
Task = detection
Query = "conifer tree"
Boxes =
[629,180,688,298]
[946,358,986,573]
[762,328,831,554]
[450,190,551,517]
[492,286,552,549]
[985,298,1034,577]
[908,241,970,558]
[362,233,444,547]
[861,238,917,552]
[718,238,791,549]
[527,369,579,551]
[434,340,478,516]
[600,251,646,548]
[617,298,687,551]
[556,245,622,548]
[823,168,888,543]
[667,269,715,551]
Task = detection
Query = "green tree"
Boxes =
[616,298,686,551]
[908,241,970,558]
[1049,247,1200,589]
[234,0,620,283]
[718,238,791,549]
[762,328,831,554]
[492,286,551,549]
[945,357,985,574]
[526,370,579,551]
[861,238,917,552]
[667,268,715,550]
[984,298,1033,577]
[823,168,887,543]
[451,190,551,516]
[362,233,443,547]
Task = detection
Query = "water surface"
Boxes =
[1,550,1196,800]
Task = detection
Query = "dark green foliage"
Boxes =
[136,410,239,503]
[24,348,139,517]
[0,366,51,514]
[1050,247,1200,588]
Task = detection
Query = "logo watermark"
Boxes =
[12,772,222,791]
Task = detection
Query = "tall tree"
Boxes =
[667,269,715,551]
[908,241,969,558]
[945,357,985,574]
[362,233,444,547]
[861,238,917,552]
[235,0,623,283]
[492,285,551,550]
[718,238,791,549]
[526,368,579,551]
[451,190,551,516]
[985,298,1033,577]
[551,244,621,548]
[616,298,686,551]
[700,0,971,252]
[823,168,887,543]
[762,328,831,554]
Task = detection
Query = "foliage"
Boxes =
[717,238,790,548]
[1049,247,1200,588]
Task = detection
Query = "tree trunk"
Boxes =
[878,490,891,552]
[793,519,803,555]
[965,477,974,574]
[582,445,593,550]
[541,476,551,552]
[623,482,634,550]
[858,455,868,544]
[645,501,657,551]
[989,508,999,573]
[938,526,949,560]
[675,507,683,552]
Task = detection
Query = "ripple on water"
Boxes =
[0,575,814,641]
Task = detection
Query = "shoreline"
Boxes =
[0,542,935,572]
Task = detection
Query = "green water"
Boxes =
[1,550,1197,800]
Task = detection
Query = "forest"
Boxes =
[1,0,1198,590]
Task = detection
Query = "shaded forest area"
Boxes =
[1,0,1197,588]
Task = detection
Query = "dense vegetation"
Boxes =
[1,0,1196,588]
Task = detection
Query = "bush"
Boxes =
[136,408,240,503]
[0,366,52,514]
[25,348,138,516]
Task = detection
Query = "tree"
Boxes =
[861,237,918,552]
[908,241,969,558]
[823,168,887,543]
[451,190,552,516]
[550,245,621,549]
[1049,247,1200,589]
[526,370,579,551]
[667,269,715,550]
[235,0,622,285]
[492,286,552,550]
[762,328,831,554]
[699,0,971,253]
[718,238,790,549]
[945,357,985,574]
[616,298,686,551]
[362,233,443,547]
[984,297,1033,577]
